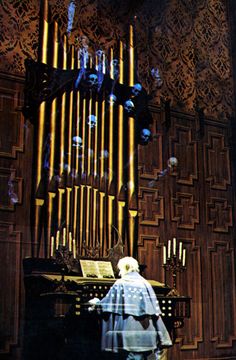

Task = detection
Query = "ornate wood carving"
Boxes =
[208,241,236,348]
[0,0,234,120]
[0,85,24,158]
[171,192,199,229]
[170,124,198,185]
[206,197,232,233]
[0,222,21,354]
[204,132,231,190]
[138,187,164,226]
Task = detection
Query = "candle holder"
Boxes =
[162,238,187,296]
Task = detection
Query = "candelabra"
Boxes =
[163,238,187,296]
[49,229,78,292]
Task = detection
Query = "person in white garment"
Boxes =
[89,257,172,360]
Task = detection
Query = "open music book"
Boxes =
[79,259,115,279]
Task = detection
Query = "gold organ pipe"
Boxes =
[118,201,125,237]
[59,36,68,175]
[87,97,92,177]
[58,188,65,227]
[67,46,75,175]
[73,186,79,241]
[128,24,136,201]
[117,105,124,193]
[79,185,85,253]
[108,195,115,249]
[47,192,56,256]
[75,92,80,174]
[41,0,49,64]
[129,25,134,87]
[92,189,98,247]
[34,0,49,256]
[128,209,138,256]
[81,99,86,175]
[99,192,105,255]
[58,36,68,229]
[66,188,72,235]
[94,101,98,176]
[59,93,66,175]
[49,21,59,180]
[128,118,135,199]
[85,186,91,247]
[36,102,46,189]
[108,101,114,187]
[100,101,105,178]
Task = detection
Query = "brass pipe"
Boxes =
[99,192,105,255]
[85,186,91,247]
[108,195,115,250]
[128,209,138,256]
[79,185,85,254]
[94,101,99,177]
[73,185,79,244]
[100,100,105,178]
[92,189,98,247]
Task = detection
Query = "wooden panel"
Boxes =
[204,132,231,190]
[138,186,164,226]
[171,192,199,230]
[208,241,236,348]
[206,197,232,233]
[0,223,21,354]
[0,85,24,158]
[169,124,198,185]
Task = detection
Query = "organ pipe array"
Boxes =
[32,0,139,259]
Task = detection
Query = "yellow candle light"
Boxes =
[69,232,72,252]
[167,240,171,259]
[50,236,54,257]
[173,237,176,256]
[63,227,66,247]
[179,242,182,261]
[72,239,76,259]
[163,245,166,265]
[56,230,60,250]
[182,248,186,267]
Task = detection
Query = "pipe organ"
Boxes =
[24,0,152,260]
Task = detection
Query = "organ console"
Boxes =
[23,257,191,360]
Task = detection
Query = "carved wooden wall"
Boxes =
[0,0,236,359]
[137,107,236,358]
[0,72,33,358]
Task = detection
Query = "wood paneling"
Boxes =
[0,223,21,355]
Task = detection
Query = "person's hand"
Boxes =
[88,297,100,312]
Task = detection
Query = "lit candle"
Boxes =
[63,227,66,247]
[72,239,76,259]
[163,245,166,265]
[167,240,171,259]
[69,232,72,252]
[182,249,186,267]
[179,242,182,261]
[56,230,60,250]
[50,236,54,257]
[173,237,176,256]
